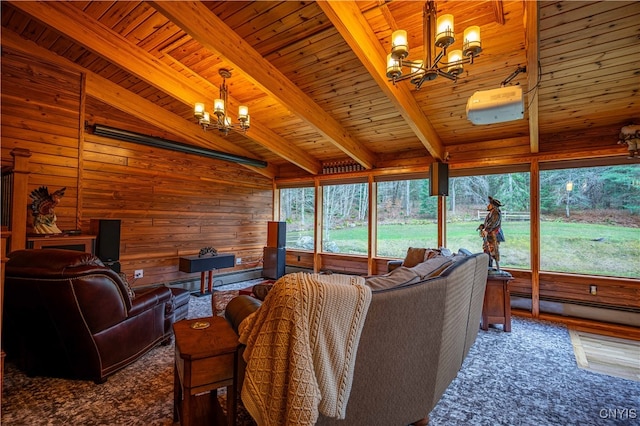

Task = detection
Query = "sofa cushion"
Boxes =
[365,266,420,291]
[410,256,454,279]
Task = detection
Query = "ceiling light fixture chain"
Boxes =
[386,0,482,90]
[194,68,250,135]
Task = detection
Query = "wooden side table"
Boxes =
[174,316,239,426]
[481,271,514,332]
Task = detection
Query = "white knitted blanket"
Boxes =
[238,272,372,426]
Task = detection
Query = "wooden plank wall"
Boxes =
[1,47,273,287]
[1,48,81,233]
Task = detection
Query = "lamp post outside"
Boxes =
[565,181,573,217]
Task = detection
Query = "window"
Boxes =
[539,164,640,278]
[376,179,438,258]
[279,187,315,250]
[446,172,531,269]
[322,183,368,255]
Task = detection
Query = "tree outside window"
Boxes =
[322,183,368,255]
[279,187,314,250]
[446,172,531,269]
[376,179,437,258]
[540,165,640,278]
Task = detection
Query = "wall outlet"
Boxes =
[134,269,144,279]
[236,258,242,265]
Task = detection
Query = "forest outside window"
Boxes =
[539,164,640,278]
[446,172,531,269]
[279,187,315,250]
[376,178,438,258]
[322,182,368,255]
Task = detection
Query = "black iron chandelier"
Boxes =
[194,69,250,135]
[386,1,482,89]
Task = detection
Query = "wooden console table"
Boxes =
[174,316,238,426]
[27,234,96,254]
[481,271,514,332]
[179,253,235,296]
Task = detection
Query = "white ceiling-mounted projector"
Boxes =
[466,86,524,125]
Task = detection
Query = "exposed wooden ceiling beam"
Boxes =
[525,0,540,154]
[492,1,506,25]
[0,28,277,179]
[83,74,278,178]
[8,0,319,175]
[318,1,445,161]
[149,1,377,170]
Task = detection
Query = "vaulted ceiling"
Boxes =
[2,1,639,179]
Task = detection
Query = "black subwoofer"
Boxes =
[91,219,121,262]
[263,247,285,280]
[429,162,449,196]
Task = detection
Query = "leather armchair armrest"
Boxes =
[129,286,172,317]
[224,295,262,334]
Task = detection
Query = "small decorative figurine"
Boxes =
[29,186,66,234]
[478,196,504,270]
[198,246,218,257]
[618,124,640,159]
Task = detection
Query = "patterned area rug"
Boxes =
[2,289,639,425]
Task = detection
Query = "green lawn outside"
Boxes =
[287,221,640,278]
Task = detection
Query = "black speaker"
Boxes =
[267,221,286,248]
[429,162,449,196]
[91,219,121,262]
[104,261,121,274]
[263,247,285,279]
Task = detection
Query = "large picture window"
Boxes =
[322,183,368,255]
[539,164,640,278]
[446,172,531,269]
[376,179,437,258]
[279,187,315,250]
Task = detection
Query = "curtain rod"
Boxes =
[91,124,267,168]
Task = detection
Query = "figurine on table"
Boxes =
[478,196,505,270]
[29,186,66,234]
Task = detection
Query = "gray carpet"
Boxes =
[2,287,639,425]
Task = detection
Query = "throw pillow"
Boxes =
[252,283,274,301]
[365,266,420,291]
[410,256,454,279]
[118,272,136,300]
[457,248,473,256]
[424,249,440,260]
[403,247,427,268]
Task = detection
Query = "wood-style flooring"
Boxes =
[569,329,640,382]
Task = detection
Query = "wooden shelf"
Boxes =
[27,234,96,254]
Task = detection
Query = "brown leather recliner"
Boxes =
[3,249,175,383]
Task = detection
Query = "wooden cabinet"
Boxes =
[482,272,514,332]
[27,234,96,254]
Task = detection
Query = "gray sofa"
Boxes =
[225,251,489,425]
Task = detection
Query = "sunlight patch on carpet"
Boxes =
[569,329,640,382]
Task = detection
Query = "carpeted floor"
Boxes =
[2,284,639,425]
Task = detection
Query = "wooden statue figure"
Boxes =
[29,186,66,234]
[479,196,504,270]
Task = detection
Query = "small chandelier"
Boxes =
[386,0,482,90]
[194,69,250,135]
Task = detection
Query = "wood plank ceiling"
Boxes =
[2,1,639,179]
